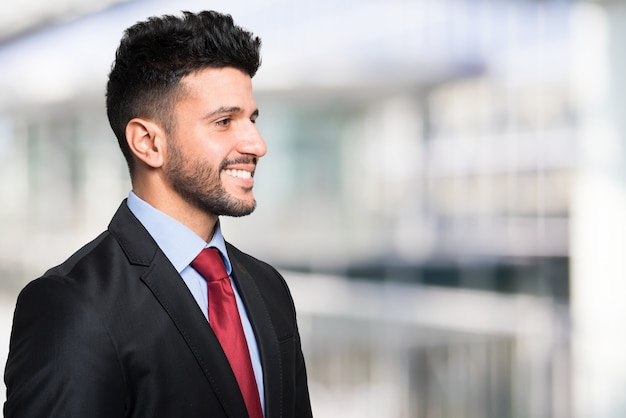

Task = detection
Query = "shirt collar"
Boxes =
[126,191,232,275]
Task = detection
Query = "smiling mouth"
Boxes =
[223,169,253,179]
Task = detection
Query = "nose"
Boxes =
[239,122,267,158]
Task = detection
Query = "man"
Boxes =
[4,10,313,418]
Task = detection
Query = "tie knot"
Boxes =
[191,247,228,282]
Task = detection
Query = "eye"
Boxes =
[216,118,231,127]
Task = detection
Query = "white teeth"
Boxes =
[224,169,252,179]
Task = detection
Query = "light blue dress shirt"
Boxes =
[126,191,265,412]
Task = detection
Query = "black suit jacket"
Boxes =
[4,201,313,418]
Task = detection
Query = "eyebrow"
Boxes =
[205,106,259,119]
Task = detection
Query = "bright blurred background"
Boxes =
[2,0,626,416]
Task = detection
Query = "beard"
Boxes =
[164,141,257,218]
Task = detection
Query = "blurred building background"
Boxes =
[1,0,626,416]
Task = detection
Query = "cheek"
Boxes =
[188,148,227,176]
[177,125,233,167]
[202,143,232,168]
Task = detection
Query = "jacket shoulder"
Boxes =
[226,243,292,296]
[226,242,299,324]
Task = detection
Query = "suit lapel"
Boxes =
[229,248,283,418]
[109,202,249,418]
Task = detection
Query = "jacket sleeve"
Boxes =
[4,277,126,418]
[293,327,313,418]
[271,266,313,418]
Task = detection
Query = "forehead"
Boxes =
[178,67,255,105]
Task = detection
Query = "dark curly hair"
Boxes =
[106,10,262,175]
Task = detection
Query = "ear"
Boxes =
[125,118,166,169]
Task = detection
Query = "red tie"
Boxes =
[191,247,264,418]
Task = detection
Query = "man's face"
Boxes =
[164,67,267,217]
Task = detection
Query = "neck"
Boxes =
[132,182,218,242]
